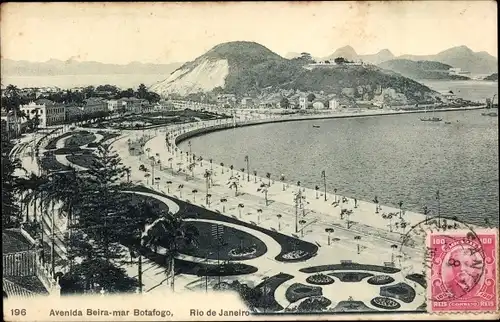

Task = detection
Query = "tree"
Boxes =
[354,235,361,254]
[280,97,290,109]
[1,130,21,228]
[307,93,316,102]
[137,84,148,100]
[334,57,348,65]
[238,203,245,218]
[325,228,334,245]
[276,214,282,231]
[141,213,198,291]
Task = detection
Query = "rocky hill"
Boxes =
[150,41,437,103]
[378,59,470,80]
[483,73,498,81]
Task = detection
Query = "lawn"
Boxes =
[299,263,401,274]
[45,132,73,150]
[177,221,267,261]
[64,132,96,148]
[40,154,72,172]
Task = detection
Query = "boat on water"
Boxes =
[313,125,321,128]
[445,121,452,124]
[420,105,442,122]
[481,112,498,117]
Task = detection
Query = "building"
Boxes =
[107,100,119,112]
[20,101,65,128]
[117,97,149,113]
[241,97,254,108]
[3,229,60,298]
[312,101,325,109]
[329,98,340,110]
[299,96,307,110]
[82,98,108,115]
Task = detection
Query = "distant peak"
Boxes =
[378,49,393,55]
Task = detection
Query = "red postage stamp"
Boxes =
[427,229,498,312]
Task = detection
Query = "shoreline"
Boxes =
[174,105,486,145]
[163,112,485,232]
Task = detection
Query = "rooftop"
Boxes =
[2,230,34,254]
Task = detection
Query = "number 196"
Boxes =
[11,309,26,316]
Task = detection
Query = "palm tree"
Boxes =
[299,219,307,237]
[228,178,239,197]
[237,203,244,218]
[382,213,394,232]
[230,165,234,176]
[276,214,282,231]
[333,188,337,203]
[280,174,285,191]
[191,189,198,202]
[423,206,430,225]
[398,200,404,219]
[266,172,271,185]
[354,236,361,254]
[145,148,151,158]
[125,167,131,183]
[257,209,262,224]
[166,180,172,193]
[141,212,198,292]
[390,244,398,264]
[253,170,257,183]
[220,198,227,213]
[325,228,334,245]
[209,159,213,171]
[144,173,151,185]
[373,196,379,213]
[178,184,184,198]
[220,163,224,174]
[315,185,320,199]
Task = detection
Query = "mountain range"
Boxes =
[149,41,436,105]
[320,45,497,74]
[0,59,183,77]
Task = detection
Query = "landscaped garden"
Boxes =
[367,275,395,285]
[380,282,416,303]
[126,186,318,263]
[299,263,401,274]
[328,272,374,282]
[85,110,230,130]
[177,221,267,261]
[64,132,96,147]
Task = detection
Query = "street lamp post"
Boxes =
[244,155,250,182]
[321,170,327,201]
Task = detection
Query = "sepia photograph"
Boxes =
[1,1,498,320]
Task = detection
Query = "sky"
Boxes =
[1,1,497,64]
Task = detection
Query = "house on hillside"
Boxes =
[241,97,254,108]
[329,98,340,110]
[299,96,307,110]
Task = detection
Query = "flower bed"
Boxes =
[285,283,322,303]
[281,250,311,262]
[296,296,332,312]
[380,282,416,303]
[306,273,334,285]
[228,246,257,258]
[367,275,395,285]
[64,132,95,148]
[370,296,401,310]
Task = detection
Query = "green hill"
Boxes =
[378,59,470,80]
[484,73,498,81]
[152,41,437,101]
